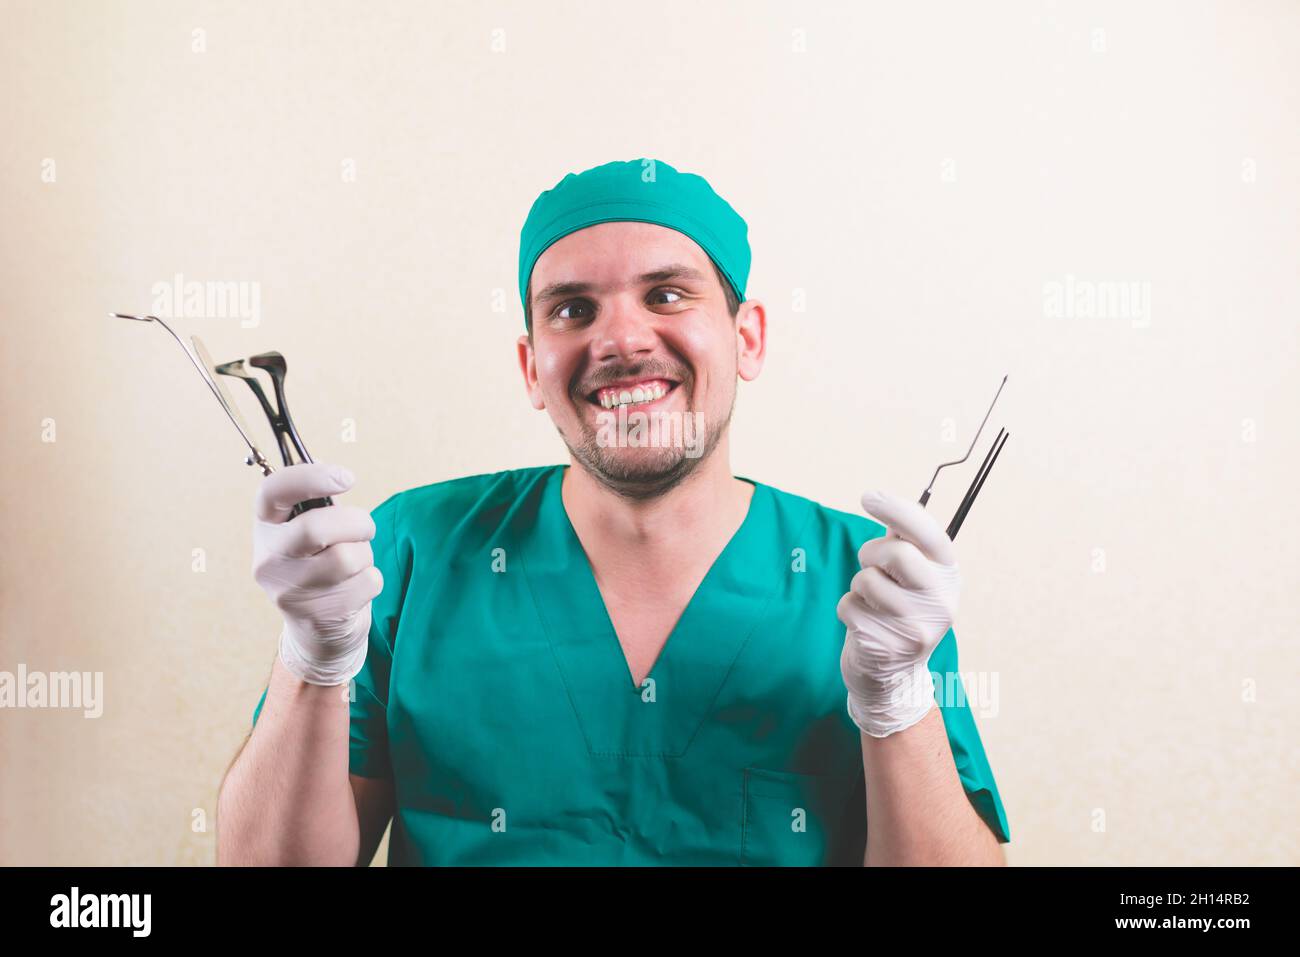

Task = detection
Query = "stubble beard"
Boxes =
[560,385,735,502]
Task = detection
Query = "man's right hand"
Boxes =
[252,462,384,687]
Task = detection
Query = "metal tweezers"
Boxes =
[920,375,1010,541]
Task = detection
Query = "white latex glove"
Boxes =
[836,490,962,738]
[251,462,384,686]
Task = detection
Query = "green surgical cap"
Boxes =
[518,158,750,326]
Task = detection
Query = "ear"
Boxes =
[517,333,546,410]
[735,300,766,381]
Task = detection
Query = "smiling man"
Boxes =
[223,158,1010,867]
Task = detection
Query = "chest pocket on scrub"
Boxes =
[741,767,864,866]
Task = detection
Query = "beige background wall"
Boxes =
[1,0,1296,865]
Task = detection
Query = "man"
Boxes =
[218,158,1010,866]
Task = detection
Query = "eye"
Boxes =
[554,299,593,321]
[649,287,684,305]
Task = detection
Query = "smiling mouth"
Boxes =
[585,378,680,410]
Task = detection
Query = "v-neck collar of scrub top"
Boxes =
[518,464,784,759]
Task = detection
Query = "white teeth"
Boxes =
[596,381,672,409]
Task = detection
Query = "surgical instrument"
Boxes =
[916,374,1009,541]
[216,350,332,517]
[946,426,1008,541]
[111,313,274,475]
[919,375,1006,507]
[111,312,331,518]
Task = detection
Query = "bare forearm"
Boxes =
[217,654,360,866]
[860,705,1004,866]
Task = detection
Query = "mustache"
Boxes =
[575,361,688,396]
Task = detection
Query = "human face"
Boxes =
[518,221,763,498]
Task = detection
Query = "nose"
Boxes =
[591,293,657,363]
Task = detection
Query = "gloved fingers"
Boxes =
[856,536,940,592]
[835,590,868,628]
[860,490,957,567]
[313,565,385,622]
[837,595,916,672]
[259,503,377,559]
[848,566,913,618]
[254,462,356,524]
[837,588,903,629]
[839,618,896,674]
[274,563,384,625]
[258,540,375,592]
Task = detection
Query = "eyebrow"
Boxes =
[532,263,710,310]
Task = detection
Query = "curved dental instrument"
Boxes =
[111,313,274,475]
[112,312,332,518]
[919,374,1007,507]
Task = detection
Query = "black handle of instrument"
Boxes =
[289,495,334,519]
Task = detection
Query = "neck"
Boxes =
[561,442,753,569]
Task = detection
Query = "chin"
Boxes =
[571,444,705,500]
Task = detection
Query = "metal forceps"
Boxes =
[112,313,332,518]
[920,375,1010,542]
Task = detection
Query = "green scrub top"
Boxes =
[251,464,1010,865]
